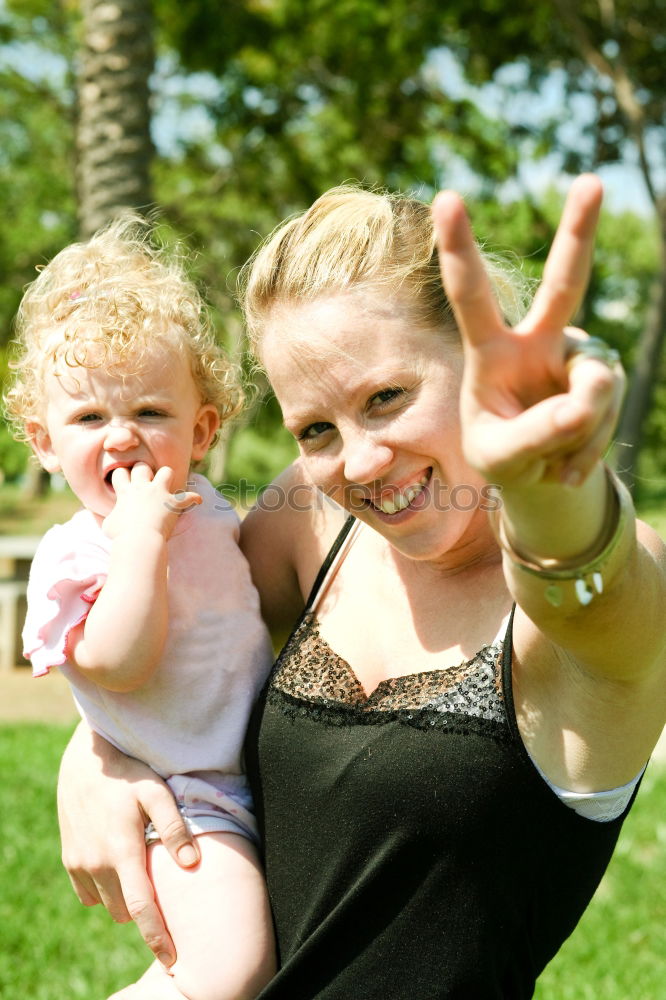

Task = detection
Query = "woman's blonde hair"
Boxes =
[4,215,243,442]
[239,185,529,356]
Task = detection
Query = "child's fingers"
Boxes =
[110,462,153,493]
[130,461,155,481]
[151,465,174,488]
[109,466,130,492]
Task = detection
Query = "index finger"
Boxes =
[432,190,505,348]
[526,174,603,334]
[115,855,176,967]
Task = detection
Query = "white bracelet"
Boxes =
[488,467,632,607]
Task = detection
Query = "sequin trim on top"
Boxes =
[268,611,512,740]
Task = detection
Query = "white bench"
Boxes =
[0,537,41,671]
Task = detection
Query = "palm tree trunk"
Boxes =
[76,0,155,238]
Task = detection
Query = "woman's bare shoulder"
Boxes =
[240,460,348,634]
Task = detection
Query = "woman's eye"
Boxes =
[371,387,404,407]
[298,421,334,441]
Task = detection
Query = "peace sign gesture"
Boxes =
[433,175,625,489]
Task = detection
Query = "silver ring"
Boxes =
[565,336,621,372]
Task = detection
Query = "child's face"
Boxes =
[29,346,219,522]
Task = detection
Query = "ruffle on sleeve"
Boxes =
[22,524,108,677]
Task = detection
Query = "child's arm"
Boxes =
[68,464,200,693]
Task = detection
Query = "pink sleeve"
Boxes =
[22,521,108,678]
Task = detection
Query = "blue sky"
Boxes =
[428,49,654,217]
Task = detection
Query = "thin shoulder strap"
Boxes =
[500,604,521,742]
[304,515,357,611]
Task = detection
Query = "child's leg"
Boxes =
[107,961,184,999]
[109,832,276,1000]
[152,831,276,1000]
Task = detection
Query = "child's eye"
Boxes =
[298,421,334,441]
[138,409,167,419]
[76,412,101,424]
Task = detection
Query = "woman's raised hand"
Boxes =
[433,175,625,489]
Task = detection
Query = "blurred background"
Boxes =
[0,2,665,997]
[1,0,666,510]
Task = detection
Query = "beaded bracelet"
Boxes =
[487,466,633,607]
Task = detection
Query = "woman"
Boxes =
[58,176,666,998]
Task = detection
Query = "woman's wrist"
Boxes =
[490,464,607,559]
[488,464,634,607]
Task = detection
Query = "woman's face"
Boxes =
[261,292,493,565]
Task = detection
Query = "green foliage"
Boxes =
[1,0,665,487]
[151,0,520,263]
[441,0,666,173]
[0,347,30,482]
[0,425,29,482]
[221,394,298,498]
[0,0,78,350]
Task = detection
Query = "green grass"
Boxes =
[0,724,148,1000]
[1,723,665,999]
[533,762,666,999]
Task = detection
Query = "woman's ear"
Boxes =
[191,404,221,462]
[25,420,62,474]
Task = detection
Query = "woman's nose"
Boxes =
[103,419,139,451]
[342,430,394,485]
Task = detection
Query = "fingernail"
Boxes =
[158,953,174,969]
[177,843,199,866]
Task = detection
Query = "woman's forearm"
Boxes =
[493,463,666,681]
[497,463,610,564]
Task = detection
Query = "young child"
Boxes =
[4,218,276,1000]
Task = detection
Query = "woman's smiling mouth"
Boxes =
[364,470,431,515]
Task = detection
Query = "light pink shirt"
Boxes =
[23,475,273,779]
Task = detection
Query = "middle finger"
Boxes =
[525,174,603,336]
[130,461,154,482]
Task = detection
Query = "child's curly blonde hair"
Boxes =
[4,214,243,444]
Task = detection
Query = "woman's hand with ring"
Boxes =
[432,175,625,488]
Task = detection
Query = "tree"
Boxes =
[439,0,666,490]
[2,0,664,490]
[148,0,535,486]
[76,0,155,237]
[0,0,79,491]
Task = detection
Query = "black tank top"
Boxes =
[245,517,637,999]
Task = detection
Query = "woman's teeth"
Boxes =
[375,477,428,515]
